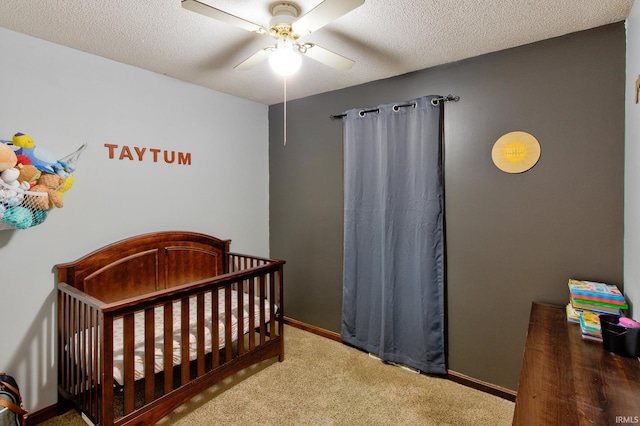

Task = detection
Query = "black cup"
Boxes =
[599,314,640,357]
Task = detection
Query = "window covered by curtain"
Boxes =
[341,95,445,374]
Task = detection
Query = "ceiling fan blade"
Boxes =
[294,0,365,34]
[303,44,355,71]
[182,0,266,34]
[234,48,272,70]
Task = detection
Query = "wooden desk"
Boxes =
[513,302,640,425]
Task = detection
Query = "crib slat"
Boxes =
[79,303,86,411]
[70,296,76,398]
[269,271,276,337]
[144,307,156,403]
[259,275,266,344]
[84,305,91,420]
[278,265,285,360]
[237,283,245,355]
[79,302,86,406]
[196,293,205,376]
[212,287,219,368]
[65,296,71,395]
[78,299,86,402]
[225,287,232,362]
[57,292,64,392]
[88,306,97,421]
[71,298,78,398]
[60,293,67,391]
[59,292,69,395]
[123,312,135,415]
[163,302,173,394]
[73,297,78,394]
[248,277,255,350]
[181,297,190,384]
[102,312,114,426]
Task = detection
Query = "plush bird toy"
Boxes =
[11,132,69,176]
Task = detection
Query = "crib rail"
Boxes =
[58,284,106,424]
[228,252,273,271]
[227,254,284,362]
[58,255,284,426]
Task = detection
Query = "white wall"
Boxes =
[625,1,640,319]
[0,27,269,412]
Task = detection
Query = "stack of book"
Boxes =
[566,303,581,323]
[579,310,603,341]
[567,279,627,342]
[568,279,627,314]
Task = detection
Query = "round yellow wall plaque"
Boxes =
[491,131,541,173]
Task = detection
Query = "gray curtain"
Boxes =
[341,95,445,374]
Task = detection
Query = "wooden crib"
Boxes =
[56,231,284,425]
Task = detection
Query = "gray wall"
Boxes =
[269,23,625,391]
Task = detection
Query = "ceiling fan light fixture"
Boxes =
[269,37,302,76]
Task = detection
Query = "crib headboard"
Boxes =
[56,231,231,303]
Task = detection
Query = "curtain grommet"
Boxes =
[393,103,417,112]
[359,110,366,117]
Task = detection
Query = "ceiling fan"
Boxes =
[181,0,365,75]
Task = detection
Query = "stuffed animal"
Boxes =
[1,167,30,191]
[1,167,19,187]
[27,172,65,210]
[11,133,33,149]
[16,164,41,188]
[0,168,28,207]
[12,133,69,176]
[15,154,31,166]
[0,142,17,172]
[57,174,74,198]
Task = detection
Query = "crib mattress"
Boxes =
[112,290,270,384]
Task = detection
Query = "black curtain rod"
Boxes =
[330,94,460,120]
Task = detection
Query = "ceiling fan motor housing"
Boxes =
[269,2,301,38]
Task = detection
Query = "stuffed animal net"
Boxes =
[0,133,86,230]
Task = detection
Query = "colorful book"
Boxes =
[579,310,603,341]
[579,310,602,334]
[571,298,623,315]
[581,333,603,342]
[571,294,627,306]
[567,279,625,302]
[571,296,628,310]
[566,303,580,323]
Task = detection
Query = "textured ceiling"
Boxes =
[0,0,633,105]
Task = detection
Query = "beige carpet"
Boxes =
[43,325,514,425]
